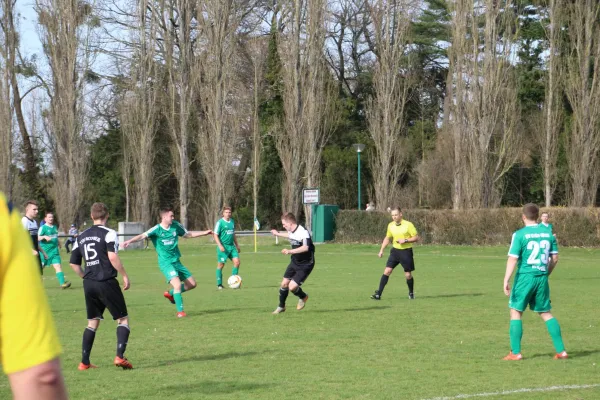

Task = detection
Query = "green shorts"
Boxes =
[40,253,61,267]
[159,261,193,283]
[509,274,551,313]
[216,245,239,264]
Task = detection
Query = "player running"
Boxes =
[214,206,241,290]
[270,213,314,314]
[38,212,71,289]
[122,208,212,317]
[502,203,567,360]
[70,203,133,370]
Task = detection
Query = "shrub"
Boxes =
[334,208,600,247]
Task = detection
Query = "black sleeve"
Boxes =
[69,239,83,265]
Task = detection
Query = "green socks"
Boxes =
[169,284,186,297]
[232,267,239,276]
[216,269,223,286]
[545,318,565,353]
[173,293,184,312]
[509,319,523,354]
[56,271,65,285]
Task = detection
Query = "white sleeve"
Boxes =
[105,229,119,253]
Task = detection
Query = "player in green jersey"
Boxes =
[502,203,567,360]
[122,208,212,318]
[213,206,241,289]
[38,212,71,289]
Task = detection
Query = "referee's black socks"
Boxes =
[82,327,96,365]
[378,274,389,295]
[406,277,414,294]
[116,324,130,358]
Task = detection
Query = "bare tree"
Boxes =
[447,0,521,209]
[118,0,161,228]
[194,0,246,225]
[36,0,93,229]
[365,0,415,211]
[0,1,12,195]
[540,0,563,207]
[277,0,335,219]
[563,0,600,206]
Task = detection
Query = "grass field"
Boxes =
[1,238,599,400]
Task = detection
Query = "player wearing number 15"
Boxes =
[502,203,567,361]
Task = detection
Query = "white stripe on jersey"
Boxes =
[21,216,38,236]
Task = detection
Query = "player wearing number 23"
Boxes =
[502,203,567,361]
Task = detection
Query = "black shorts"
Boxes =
[386,248,415,272]
[283,262,315,286]
[83,278,128,320]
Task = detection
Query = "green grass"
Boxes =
[2,239,599,400]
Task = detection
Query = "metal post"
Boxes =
[357,151,361,210]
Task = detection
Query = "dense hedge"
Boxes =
[334,208,600,247]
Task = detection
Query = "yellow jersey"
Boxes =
[0,193,62,374]
[386,219,418,250]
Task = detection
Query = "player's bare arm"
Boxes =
[271,229,288,238]
[234,235,241,253]
[108,252,130,290]
[213,232,225,251]
[282,239,309,255]
[503,256,518,296]
[547,254,559,275]
[397,234,420,245]
[378,237,391,258]
[122,233,148,248]
[184,229,212,238]
[69,262,86,279]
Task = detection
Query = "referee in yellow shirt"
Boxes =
[371,207,420,300]
[0,192,68,399]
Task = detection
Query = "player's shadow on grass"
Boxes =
[152,351,263,368]
[148,381,273,395]
[418,293,484,299]
[528,349,600,359]
[311,305,391,313]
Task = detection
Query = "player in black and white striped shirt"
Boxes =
[270,212,315,314]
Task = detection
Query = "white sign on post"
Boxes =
[302,188,320,204]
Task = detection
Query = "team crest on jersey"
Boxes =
[172,231,176,236]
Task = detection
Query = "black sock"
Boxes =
[378,275,389,295]
[116,324,130,358]
[292,287,307,299]
[407,277,414,294]
[82,327,96,364]
[279,288,289,308]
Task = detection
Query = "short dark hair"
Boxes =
[523,203,539,221]
[390,206,402,213]
[159,207,173,217]
[91,202,109,220]
[44,211,54,217]
[222,206,232,213]
[24,200,38,209]
[281,212,296,223]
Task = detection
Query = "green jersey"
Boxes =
[214,218,235,247]
[541,222,553,232]
[38,224,59,255]
[145,221,188,264]
[508,224,558,276]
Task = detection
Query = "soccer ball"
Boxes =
[227,275,242,289]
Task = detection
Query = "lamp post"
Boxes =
[353,144,365,210]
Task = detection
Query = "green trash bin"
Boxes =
[311,204,340,243]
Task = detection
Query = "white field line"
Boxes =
[422,383,600,400]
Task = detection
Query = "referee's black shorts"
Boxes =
[283,261,315,286]
[386,248,415,272]
[83,278,128,320]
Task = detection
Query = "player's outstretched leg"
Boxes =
[232,257,240,278]
[289,281,308,310]
[53,263,71,289]
[372,269,391,300]
[79,326,98,370]
[114,320,133,369]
